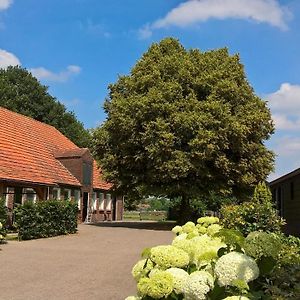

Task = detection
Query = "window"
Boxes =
[99,192,104,210]
[92,192,97,210]
[4,187,14,207]
[63,189,71,200]
[22,188,37,203]
[290,182,294,200]
[74,190,81,209]
[52,188,61,200]
[83,162,92,185]
[106,193,112,210]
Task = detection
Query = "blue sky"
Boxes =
[0,0,300,180]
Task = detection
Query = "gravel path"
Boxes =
[0,223,173,300]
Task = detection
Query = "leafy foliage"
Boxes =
[93,38,274,206]
[220,182,285,235]
[0,198,7,227]
[14,200,78,240]
[0,198,7,240]
[127,218,300,299]
[0,66,91,148]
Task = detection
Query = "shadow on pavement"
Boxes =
[87,221,176,231]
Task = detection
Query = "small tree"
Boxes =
[221,182,285,235]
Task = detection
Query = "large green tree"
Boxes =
[0,66,91,148]
[93,38,274,216]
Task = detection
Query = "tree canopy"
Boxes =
[0,66,91,148]
[93,38,274,203]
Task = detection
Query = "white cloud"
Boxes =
[267,83,300,114]
[140,0,290,38]
[30,65,81,82]
[268,136,300,181]
[0,49,20,68]
[0,0,12,11]
[275,137,300,156]
[79,19,111,38]
[266,83,300,130]
[138,24,153,39]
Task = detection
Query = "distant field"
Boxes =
[123,210,168,221]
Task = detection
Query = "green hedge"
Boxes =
[14,200,78,240]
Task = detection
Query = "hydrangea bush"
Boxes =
[126,216,300,299]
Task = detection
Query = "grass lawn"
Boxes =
[124,210,168,221]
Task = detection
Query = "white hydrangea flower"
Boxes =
[166,267,189,294]
[172,234,194,262]
[207,224,222,236]
[150,245,190,269]
[172,225,183,234]
[215,252,259,286]
[183,271,214,300]
[131,259,153,281]
[188,235,225,267]
[182,221,196,234]
[197,216,219,226]
[222,296,250,300]
[196,224,207,234]
[124,296,141,300]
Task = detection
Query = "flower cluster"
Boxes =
[132,259,154,281]
[150,245,189,269]
[126,216,286,300]
[214,252,259,286]
[243,231,281,259]
[182,270,214,299]
[137,271,173,299]
[166,268,189,294]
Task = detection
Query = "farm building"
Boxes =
[269,169,300,236]
[0,107,123,224]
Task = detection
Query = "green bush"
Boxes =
[14,200,78,240]
[126,217,300,300]
[220,182,285,235]
[0,198,7,225]
[0,198,7,241]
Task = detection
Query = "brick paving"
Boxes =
[0,223,173,300]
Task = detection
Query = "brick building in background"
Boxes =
[269,170,300,236]
[0,107,123,224]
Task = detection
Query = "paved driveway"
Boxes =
[0,223,173,300]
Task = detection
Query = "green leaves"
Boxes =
[93,37,274,202]
[257,256,276,276]
[14,200,78,240]
[0,66,91,148]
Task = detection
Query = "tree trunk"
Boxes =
[178,196,192,225]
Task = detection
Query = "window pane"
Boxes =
[83,162,92,185]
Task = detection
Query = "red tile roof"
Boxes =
[0,107,110,190]
[93,161,113,190]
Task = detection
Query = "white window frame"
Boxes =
[74,190,81,209]
[64,188,71,201]
[5,187,14,207]
[99,192,105,210]
[92,192,97,210]
[106,193,112,210]
[22,188,37,204]
[52,188,61,200]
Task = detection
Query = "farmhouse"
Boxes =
[0,107,123,224]
[269,169,300,236]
